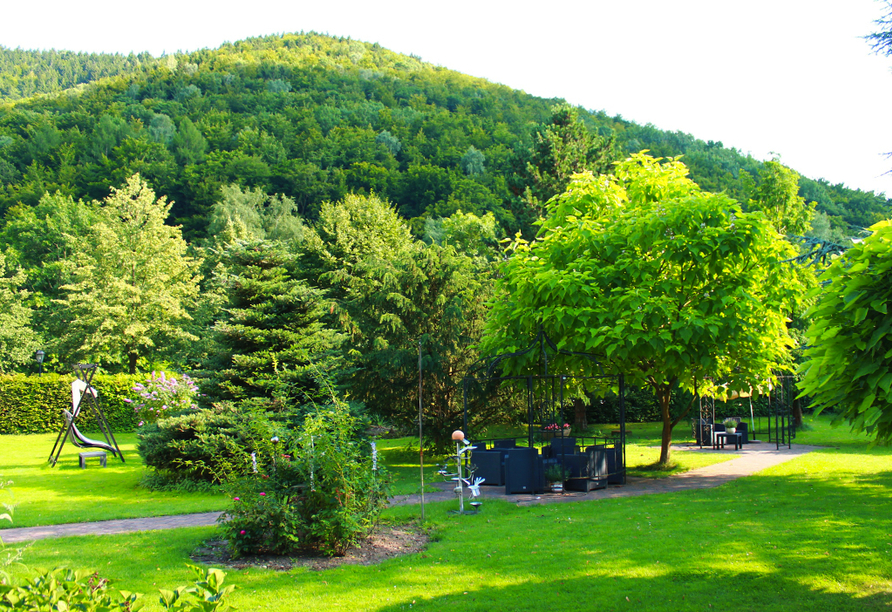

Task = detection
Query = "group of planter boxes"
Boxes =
[470,437,624,494]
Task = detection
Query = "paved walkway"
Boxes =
[0,443,818,544]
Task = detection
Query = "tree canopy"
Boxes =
[482,153,805,463]
[798,219,892,442]
[55,175,201,373]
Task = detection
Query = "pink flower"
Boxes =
[233,497,240,501]
[239,530,246,535]
[259,492,266,496]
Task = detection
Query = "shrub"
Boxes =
[0,373,142,434]
[128,370,200,425]
[220,402,391,557]
[138,403,277,483]
[0,564,235,611]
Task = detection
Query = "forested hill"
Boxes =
[0,46,155,102]
[0,33,887,239]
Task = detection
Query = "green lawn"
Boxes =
[0,422,739,527]
[0,433,227,527]
[4,415,890,611]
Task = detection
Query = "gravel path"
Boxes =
[0,443,819,543]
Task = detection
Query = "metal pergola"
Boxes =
[461,330,627,486]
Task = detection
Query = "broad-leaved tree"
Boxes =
[484,153,804,464]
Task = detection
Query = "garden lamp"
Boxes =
[35,349,45,376]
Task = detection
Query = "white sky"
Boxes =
[3,0,891,197]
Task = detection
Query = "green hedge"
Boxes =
[0,373,144,434]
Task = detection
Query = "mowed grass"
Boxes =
[0,433,227,527]
[0,422,738,527]
[5,415,890,611]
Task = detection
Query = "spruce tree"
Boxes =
[205,240,343,411]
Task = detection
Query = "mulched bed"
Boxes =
[190,523,429,572]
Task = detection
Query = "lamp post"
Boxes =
[35,350,45,376]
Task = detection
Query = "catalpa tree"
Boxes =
[798,219,892,442]
[482,153,805,464]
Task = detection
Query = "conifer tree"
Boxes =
[205,240,343,411]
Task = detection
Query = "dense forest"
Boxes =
[0,46,156,103]
[0,33,887,242]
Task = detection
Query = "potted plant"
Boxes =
[722,418,738,435]
[542,422,571,440]
[545,465,570,491]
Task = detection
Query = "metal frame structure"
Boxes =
[767,375,796,449]
[49,364,125,467]
[696,374,796,450]
[461,330,626,488]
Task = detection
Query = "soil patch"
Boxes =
[190,524,429,572]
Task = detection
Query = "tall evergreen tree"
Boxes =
[204,240,343,411]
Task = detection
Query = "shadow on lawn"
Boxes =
[368,571,892,612]
[315,469,892,611]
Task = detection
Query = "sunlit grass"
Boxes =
[0,433,227,527]
[11,423,892,611]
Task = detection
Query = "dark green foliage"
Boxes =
[202,240,343,410]
[0,373,141,434]
[298,194,494,450]
[137,403,277,483]
[509,103,620,238]
[220,402,391,557]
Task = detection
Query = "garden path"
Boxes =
[0,443,819,543]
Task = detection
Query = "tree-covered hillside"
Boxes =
[0,32,887,240]
[0,46,155,103]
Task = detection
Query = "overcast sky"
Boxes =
[3,0,891,197]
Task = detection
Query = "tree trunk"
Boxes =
[573,398,587,429]
[658,386,674,465]
[792,396,803,428]
[128,352,138,375]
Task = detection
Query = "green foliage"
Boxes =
[0,567,142,611]
[137,403,277,483]
[0,254,39,373]
[220,402,391,557]
[0,46,154,102]
[201,240,343,409]
[748,160,815,236]
[207,185,306,245]
[158,564,236,612]
[0,564,235,612]
[484,153,805,463]
[439,210,501,259]
[54,175,201,373]
[798,219,892,442]
[300,194,494,449]
[0,32,884,243]
[0,193,99,360]
[509,103,620,238]
[0,373,142,434]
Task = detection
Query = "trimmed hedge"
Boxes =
[0,373,144,434]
